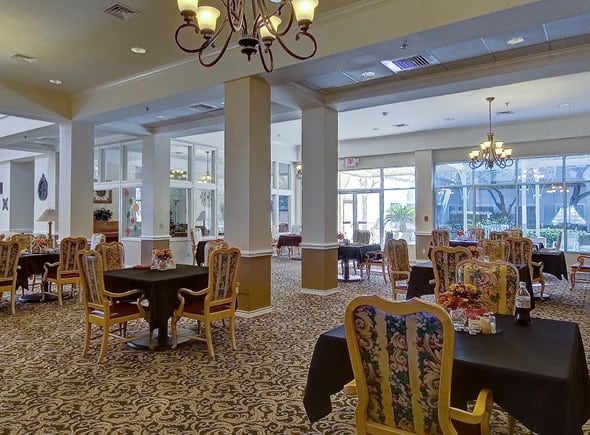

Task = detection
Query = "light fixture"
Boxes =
[48,79,63,85]
[174,0,319,73]
[37,208,58,248]
[131,46,147,54]
[170,169,188,180]
[295,162,302,179]
[468,97,513,170]
[198,150,213,183]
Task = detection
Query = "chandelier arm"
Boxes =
[226,0,246,33]
[255,0,295,37]
[175,23,206,54]
[259,46,274,73]
[198,25,234,68]
[275,31,318,60]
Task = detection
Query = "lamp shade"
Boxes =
[37,208,58,222]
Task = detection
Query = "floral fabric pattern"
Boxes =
[96,242,124,271]
[456,259,519,314]
[431,247,472,295]
[60,238,88,272]
[0,241,19,278]
[431,230,450,247]
[481,240,510,261]
[210,250,240,301]
[352,304,444,433]
[384,239,410,282]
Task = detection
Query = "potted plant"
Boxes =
[94,207,113,222]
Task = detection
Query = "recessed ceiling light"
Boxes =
[444,117,455,122]
[507,36,525,46]
[558,103,571,108]
[131,47,147,54]
[393,123,409,128]
[361,71,376,78]
[372,127,380,131]
[48,79,63,85]
[156,114,166,119]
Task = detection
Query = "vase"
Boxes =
[158,259,168,271]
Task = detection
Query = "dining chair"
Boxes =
[489,231,510,241]
[95,241,125,271]
[0,240,21,314]
[431,229,450,247]
[505,228,523,238]
[77,249,150,363]
[10,233,35,254]
[456,259,519,314]
[481,239,510,261]
[89,233,106,250]
[467,227,485,242]
[171,247,241,357]
[352,230,371,245]
[202,240,229,266]
[541,231,562,252]
[507,237,545,298]
[570,254,590,290]
[360,249,387,283]
[384,238,411,300]
[344,295,493,434]
[189,228,201,265]
[43,236,88,307]
[431,246,472,296]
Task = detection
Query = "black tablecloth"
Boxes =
[17,252,60,290]
[304,315,590,435]
[103,264,208,338]
[276,234,302,250]
[406,261,535,309]
[533,251,568,280]
[337,243,381,264]
[195,240,226,265]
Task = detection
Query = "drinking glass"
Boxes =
[450,308,467,331]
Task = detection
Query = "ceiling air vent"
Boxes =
[380,53,439,73]
[102,3,142,21]
[10,53,40,63]
[188,103,219,113]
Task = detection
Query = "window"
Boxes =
[170,187,189,237]
[124,143,142,181]
[103,146,120,182]
[278,163,290,189]
[123,187,142,237]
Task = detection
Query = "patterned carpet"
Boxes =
[1,259,589,434]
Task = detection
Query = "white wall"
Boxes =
[0,161,9,232]
[10,161,34,233]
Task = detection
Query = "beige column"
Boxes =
[300,107,339,294]
[58,122,94,239]
[140,135,171,263]
[225,77,272,317]
[415,149,434,260]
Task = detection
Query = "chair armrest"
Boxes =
[577,255,590,264]
[176,286,210,313]
[449,388,493,425]
[389,270,410,280]
[104,288,143,299]
[42,261,59,280]
[531,261,544,273]
[343,379,357,396]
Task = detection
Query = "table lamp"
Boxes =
[37,208,58,248]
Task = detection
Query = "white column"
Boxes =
[415,149,434,259]
[58,122,94,239]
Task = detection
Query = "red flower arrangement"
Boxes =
[456,229,464,237]
[437,282,482,311]
[154,248,172,261]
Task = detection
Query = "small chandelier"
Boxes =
[174,0,319,73]
[198,150,213,183]
[468,97,513,169]
[170,169,188,180]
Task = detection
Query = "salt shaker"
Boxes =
[489,313,497,334]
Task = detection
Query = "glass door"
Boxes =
[338,192,381,243]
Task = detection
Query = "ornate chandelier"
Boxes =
[174,0,319,73]
[468,97,513,169]
[198,150,213,183]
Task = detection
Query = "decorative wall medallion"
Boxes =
[2,198,7,210]
[37,174,48,201]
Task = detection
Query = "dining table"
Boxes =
[304,315,590,435]
[276,234,302,258]
[406,260,536,309]
[532,250,569,280]
[103,264,209,349]
[337,243,381,282]
[16,251,61,303]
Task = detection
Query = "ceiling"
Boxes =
[2,0,590,156]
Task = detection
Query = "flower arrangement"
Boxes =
[436,282,481,311]
[456,229,464,237]
[94,207,113,222]
[36,237,48,247]
[154,248,172,261]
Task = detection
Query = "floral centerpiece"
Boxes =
[31,237,48,254]
[151,248,176,270]
[436,282,484,318]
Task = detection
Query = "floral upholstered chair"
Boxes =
[43,237,87,307]
[77,249,150,363]
[10,233,35,254]
[489,231,510,241]
[505,228,523,238]
[95,241,125,271]
[431,246,472,296]
[467,227,485,242]
[431,229,450,247]
[171,247,240,357]
[481,239,510,261]
[0,240,21,314]
[89,233,106,250]
[344,295,492,434]
[384,238,411,300]
[202,240,229,267]
[508,237,545,298]
[456,259,519,314]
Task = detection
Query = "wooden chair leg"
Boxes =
[83,322,92,357]
[98,326,109,363]
[205,322,215,357]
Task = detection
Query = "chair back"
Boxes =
[345,295,457,434]
[431,229,450,247]
[507,237,533,266]
[481,239,510,261]
[291,224,302,235]
[58,237,88,274]
[353,230,371,245]
[383,231,394,246]
[489,231,509,241]
[505,228,523,238]
[554,231,563,250]
[467,228,485,242]
[207,247,241,306]
[89,233,106,250]
[384,239,410,280]
[95,241,125,271]
[0,234,5,241]
[278,222,289,233]
[0,240,20,280]
[203,240,229,266]
[431,246,472,295]
[456,259,519,314]
[77,249,107,310]
[10,233,35,253]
